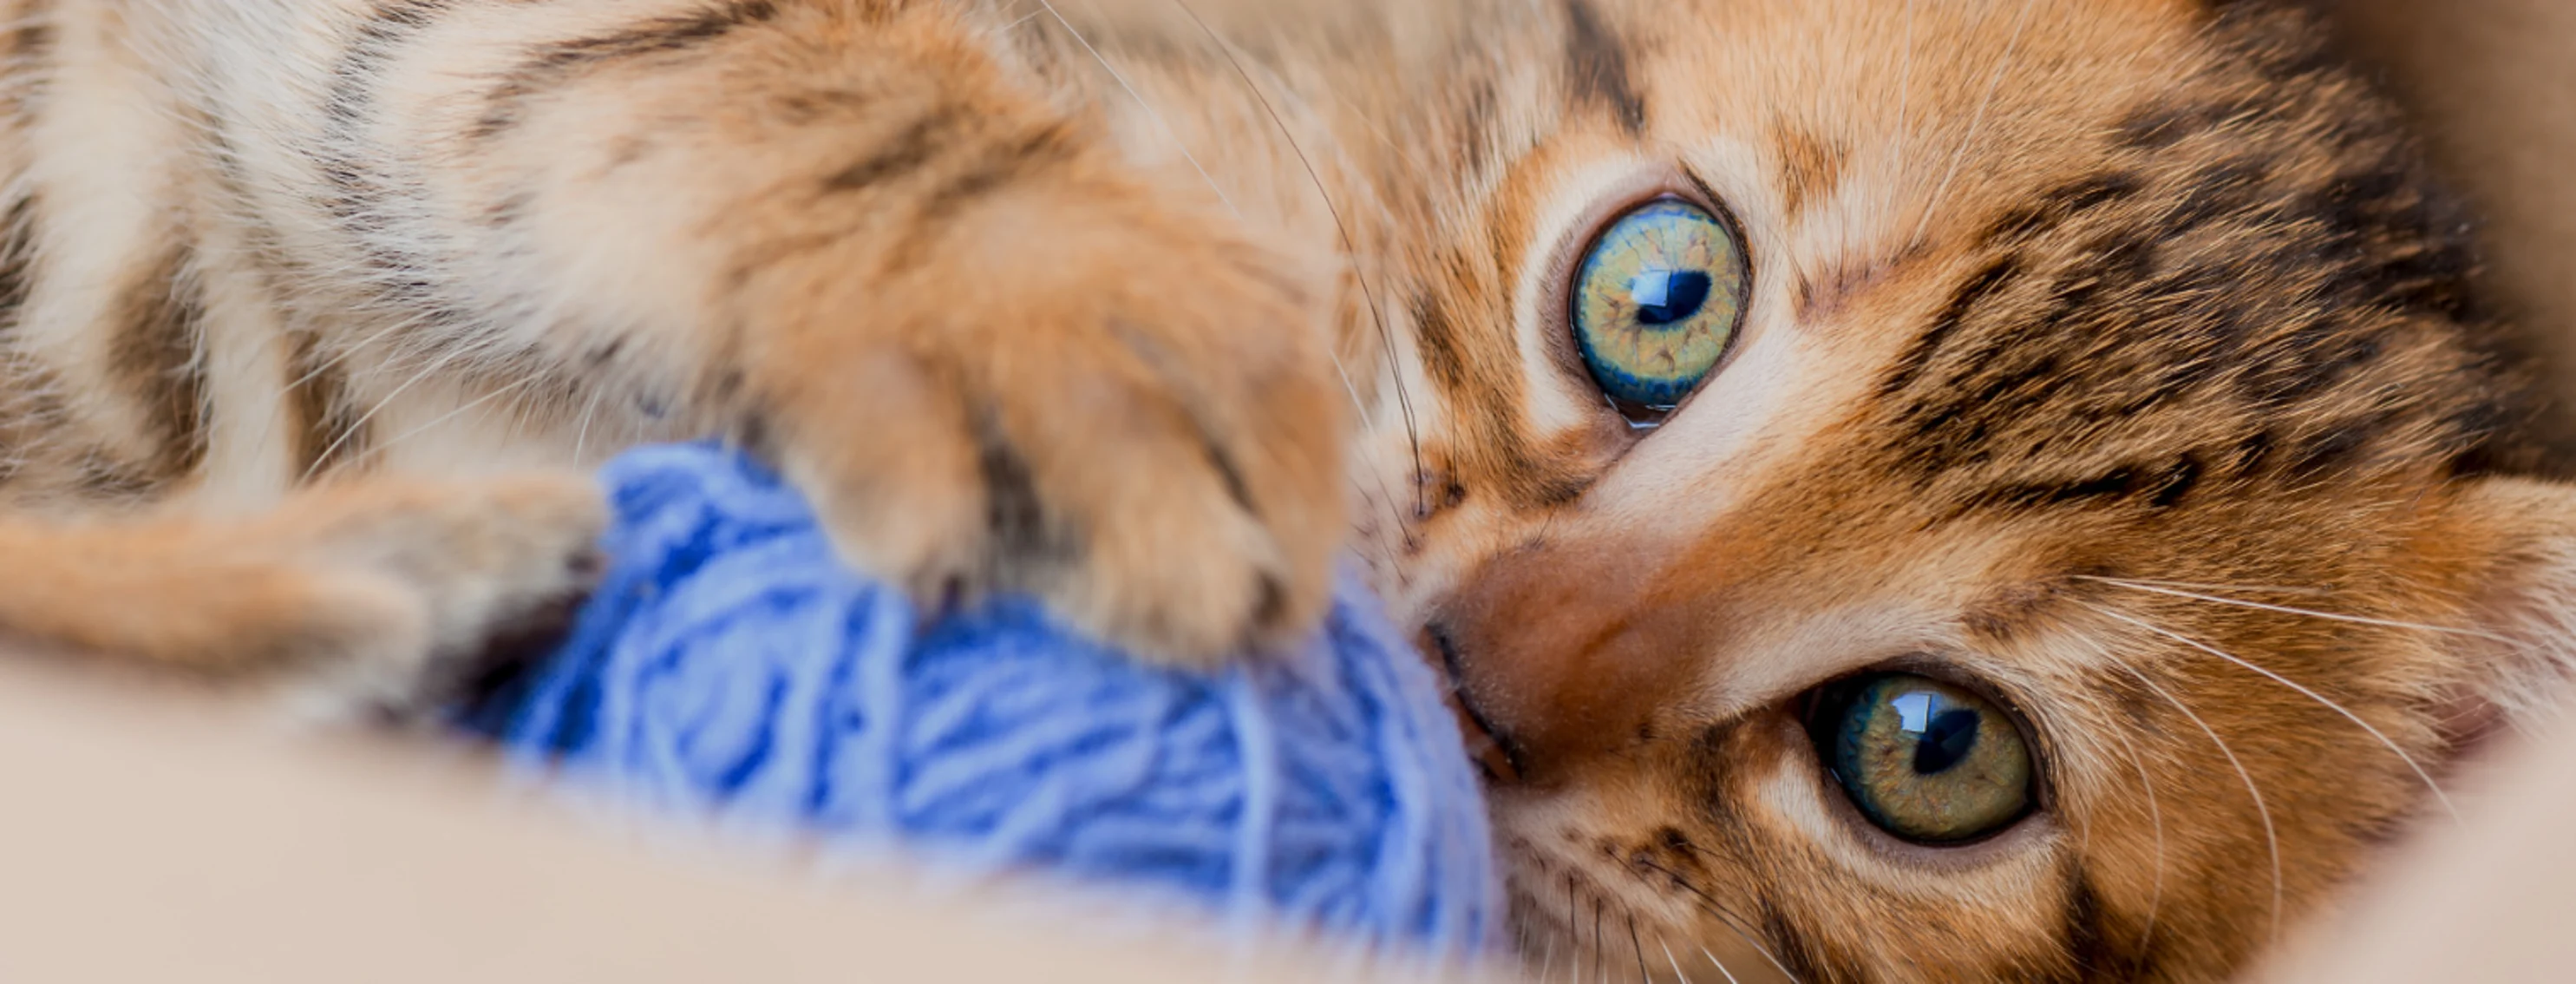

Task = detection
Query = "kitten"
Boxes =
[0,0,2566,981]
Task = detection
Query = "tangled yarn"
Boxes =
[466,443,1500,958]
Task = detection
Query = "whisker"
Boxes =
[2099,576,2334,598]
[1658,935,1701,984]
[1890,0,1919,181]
[570,383,607,464]
[1319,88,1442,186]
[2121,738,2167,951]
[1165,0,1428,516]
[1593,896,1607,984]
[245,311,448,478]
[299,343,479,482]
[1627,913,1649,984]
[1032,0,1238,217]
[349,374,540,470]
[1697,945,1747,984]
[2080,634,2283,941]
[1539,918,1560,984]
[2082,600,2460,821]
[1568,873,1583,984]
[2081,576,2514,643]
[1631,856,1800,983]
[1908,0,2037,248]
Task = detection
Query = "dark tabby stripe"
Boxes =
[966,403,1082,575]
[2050,871,2149,984]
[1755,897,1832,984]
[1877,255,2023,398]
[323,0,454,208]
[466,0,784,144]
[5,0,52,119]
[286,331,369,476]
[0,194,37,321]
[875,121,1082,275]
[1561,0,1645,135]
[1775,128,1847,222]
[907,122,1077,223]
[108,250,212,482]
[1963,452,2207,516]
[821,112,959,194]
[320,0,472,326]
[1409,289,1596,511]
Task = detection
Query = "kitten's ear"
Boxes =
[2445,476,2576,728]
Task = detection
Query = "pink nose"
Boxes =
[1430,540,1712,788]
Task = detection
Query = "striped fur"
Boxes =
[0,0,2571,981]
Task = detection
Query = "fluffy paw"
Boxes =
[742,188,1347,666]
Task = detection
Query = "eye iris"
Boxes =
[1572,200,1747,410]
[1821,673,2034,844]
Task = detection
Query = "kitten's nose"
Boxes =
[1430,540,1710,788]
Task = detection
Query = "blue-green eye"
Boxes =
[1570,199,1749,410]
[1810,672,2035,844]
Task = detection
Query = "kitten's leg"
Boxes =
[199,0,1345,665]
[0,475,605,723]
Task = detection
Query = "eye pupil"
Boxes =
[1811,672,2035,844]
[1569,199,1748,411]
[1911,707,1981,776]
[1629,269,1713,325]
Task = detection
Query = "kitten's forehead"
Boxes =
[1538,0,2504,537]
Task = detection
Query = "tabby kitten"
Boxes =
[3,0,2569,981]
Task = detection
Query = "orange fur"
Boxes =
[0,1,2563,981]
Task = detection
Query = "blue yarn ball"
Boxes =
[466,443,1500,957]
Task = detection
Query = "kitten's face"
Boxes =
[1291,0,2558,980]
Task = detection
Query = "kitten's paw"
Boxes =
[748,194,1347,666]
[254,473,608,724]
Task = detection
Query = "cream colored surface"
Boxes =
[1,2,2573,981]
[2258,721,2576,984]
[0,661,1499,983]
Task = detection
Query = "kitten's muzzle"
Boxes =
[1429,541,1704,788]
[1425,620,1526,784]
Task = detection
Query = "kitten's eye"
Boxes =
[1810,672,2035,844]
[1570,198,1749,413]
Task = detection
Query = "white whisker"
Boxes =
[570,383,607,464]
[2082,600,2460,821]
[1032,0,1239,219]
[1890,0,1919,180]
[1540,920,1560,984]
[2081,634,2283,941]
[2121,738,2167,951]
[352,375,541,470]
[2082,576,2514,643]
[1659,936,1701,984]
[298,343,477,482]
[1164,0,1428,516]
[1697,946,1744,984]
[2101,576,2333,598]
[245,311,447,476]
[1908,0,2037,248]
[1645,856,1800,983]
